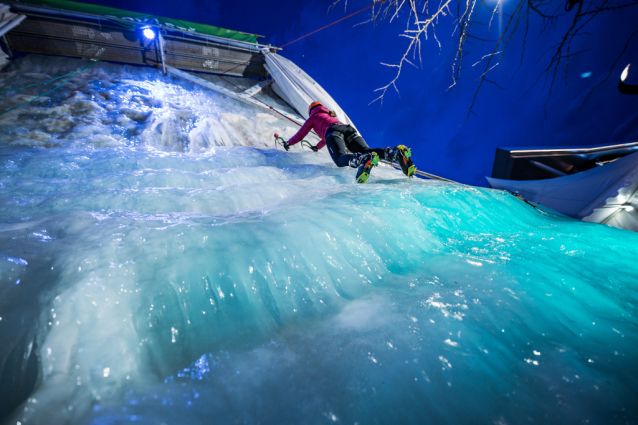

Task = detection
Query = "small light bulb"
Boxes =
[620,64,630,82]
[143,28,156,40]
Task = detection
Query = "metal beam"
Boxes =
[377,160,457,182]
[0,12,25,37]
[530,160,567,177]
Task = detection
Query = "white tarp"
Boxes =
[0,4,26,38]
[261,49,460,183]
[486,151,638,222]
[263,49,357,130]
[582,171,638,231]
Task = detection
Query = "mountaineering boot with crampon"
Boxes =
[394,145,416,178]
[351,152,379,183]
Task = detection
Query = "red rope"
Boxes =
[219,0,389,82]
[213,0,390,131]
[277,0,389,50]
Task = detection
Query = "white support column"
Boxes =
[0,4,25,38]
[158,31,167,75]
[1,35,12,59]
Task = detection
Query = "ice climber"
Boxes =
[283,101,416,183]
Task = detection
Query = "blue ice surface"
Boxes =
[1,56,638,425]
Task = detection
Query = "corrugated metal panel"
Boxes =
[164,53,264,78]
[162,36,265,78]
[12,16,144,47]
[7,0,260,44]
[7,33,149,64]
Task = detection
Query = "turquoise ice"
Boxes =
[1,57,637,425]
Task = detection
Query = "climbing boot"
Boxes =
[354,152,379,183]
[394,145,416,178]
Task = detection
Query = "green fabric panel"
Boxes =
[15,0,155,21]
[13,0,258,43]
[158,17,257,43]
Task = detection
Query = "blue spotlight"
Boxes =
[143,27,156,40]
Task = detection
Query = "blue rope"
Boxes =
[0,60,99,117]
[0,65,97,94]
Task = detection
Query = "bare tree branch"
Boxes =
[329,0,638,116]
[369,0,454,106]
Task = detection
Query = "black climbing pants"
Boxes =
[325,124,386,167]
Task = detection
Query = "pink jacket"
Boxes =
[288,105,342,149]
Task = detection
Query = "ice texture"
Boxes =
[1,56,638,425]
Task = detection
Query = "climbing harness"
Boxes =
[0,60,99,117]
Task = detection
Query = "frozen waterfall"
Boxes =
[1,56,637,425]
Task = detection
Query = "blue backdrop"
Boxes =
[85,0,638,185]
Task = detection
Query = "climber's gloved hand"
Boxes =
[283,142,290,151]
[310,146,318,152]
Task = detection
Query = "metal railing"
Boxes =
[378,160,457,183]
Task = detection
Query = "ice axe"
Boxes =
[273,133,290,151]
[273,133,317,151]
